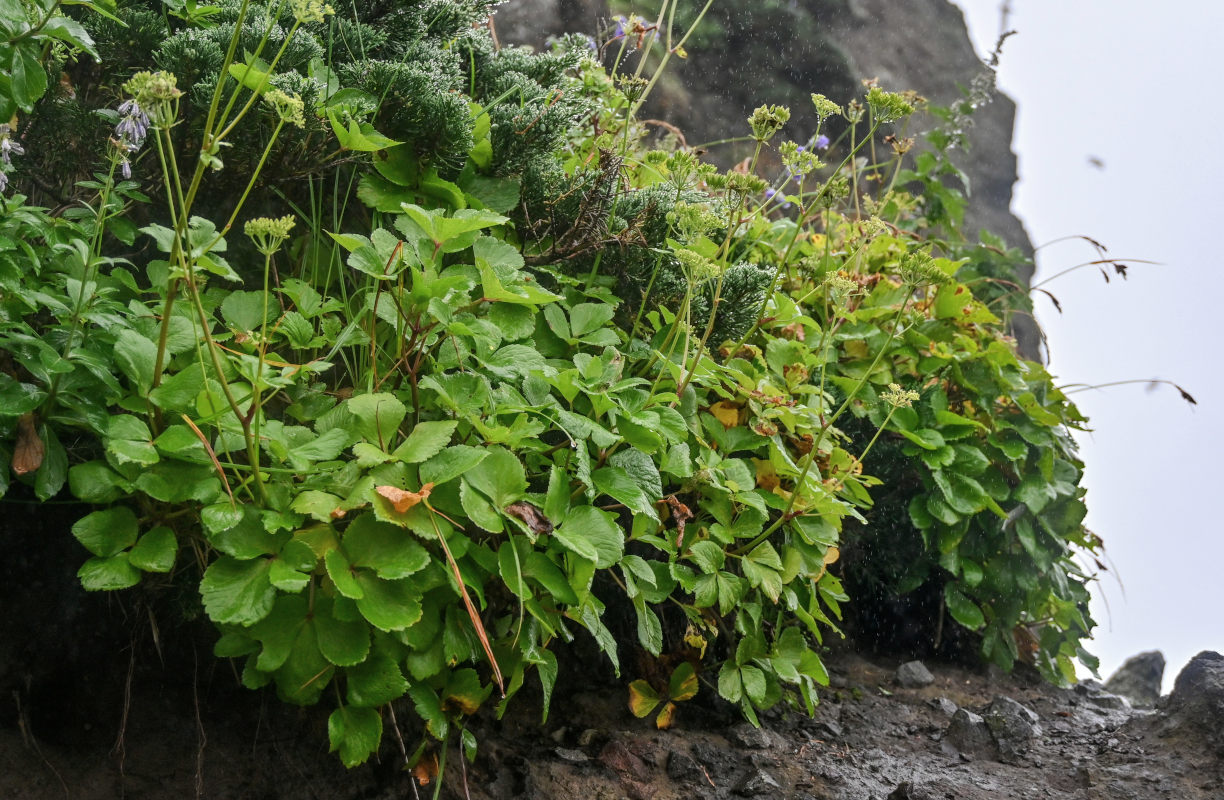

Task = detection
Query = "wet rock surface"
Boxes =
[10,644,1222,799]
[1105,650,1166,708]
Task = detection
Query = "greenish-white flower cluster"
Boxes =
[881,383,920,409]
[290,0,334,24]
[263,89,306,128]
[245,215,296,255]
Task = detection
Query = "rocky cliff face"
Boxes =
[493,0,1038,355]
[494,0,1029,252]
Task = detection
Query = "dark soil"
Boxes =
[3,503,1221,799]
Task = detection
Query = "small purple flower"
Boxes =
[612,15,627,39]
[120,157,132,180]
[764,187,792,210]
[0,126,24,167]
[0,170,8,194]
[115,99,150,150]
[814,134,830,150]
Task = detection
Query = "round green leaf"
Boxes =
[72,507,139,558]
[129,526,177,573]
[346,650,408,707]
[78,554,141,591]
[354,574,423,632]
[328,706,383,768]
[313,599,371,667]
[200,556,276,626]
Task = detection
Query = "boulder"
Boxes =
[1104,650,1165,708]
[941,709,995,760]
[896,660,935,689]
[1161,651,1224,754]
[982,696,1041,763]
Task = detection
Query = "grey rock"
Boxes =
[1086,691,1132,711]
[807,719,844,739]
[666,750,706,783]
[1162,650,1224,753]
[735,767,781,797]
[941,709,996,760]
[983,696,1042,763]
[929,697,958,716]
[553,747,589,763]
[887,782,944,800]
[1104,650,1165,708]
[730,724,772,749]
[895,660,935,689]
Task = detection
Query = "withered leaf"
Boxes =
[505,501,552,535]
[375,483,434,513]
[12,414,44,476]
[665,495,693,548]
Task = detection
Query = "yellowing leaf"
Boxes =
[754,459,781,492]
[627,679,661,718]
[375,483,434,513]
[655,701,677,729]
[709,401,741,430]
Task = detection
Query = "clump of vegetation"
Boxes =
[0,0,1104,777]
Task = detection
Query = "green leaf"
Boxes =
[943,584,986,630]
[569,303,616,337]
[346,650,408,707]
[148,369,205,415]
[608,447,663,503]
[313,601,371,666]
[523,552,578,605]
[420,445,489,487]
[740,665,768,705]
[498,540,527,598]
[113,329,159,394]
[718,661,743,703]
[129,526,177,572]
[463,446,527,508]
[463,483,504,537]
[392,420,456,463]
[292,490,344,522]
[592,466,658,522]
[325,549,364,599]
[105,415,159,466]
[200,557,275,626]
[228,54,272,93]
[208,505,279,559]
[39,15,99,59]
[488,303,535,341]
[72,507,139,558]
[354,574,423,632]
[552,505,624,568]
[33,424,67,501]
[68,460,129,504]
[343,513,431,579]
[328,705,382,768]
[633,596,662,655]
[78,553,141,591]
[287,428,349,469]
[346,393,406,449]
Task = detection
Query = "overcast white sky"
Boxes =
[951,1,1223,690]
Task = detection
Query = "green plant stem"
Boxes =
[734,121,882,352]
